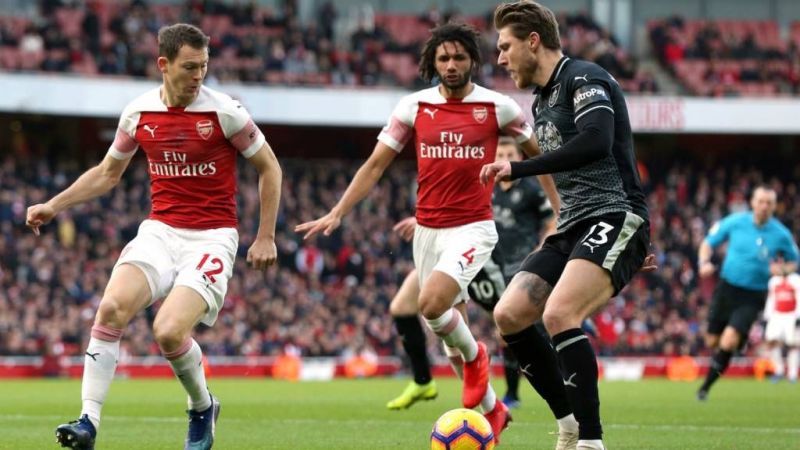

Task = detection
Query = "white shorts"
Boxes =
[413,220,498,305]
[765,314,799,345]
[114,219,238,326]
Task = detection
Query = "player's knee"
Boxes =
[418,295,449,320]
[542,308,572,336]
[493,303,517,334]
[152,318,187,352]
[95,294,134,328]
[389,294,416,317]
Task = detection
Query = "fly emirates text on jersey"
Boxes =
[419,132,486,159]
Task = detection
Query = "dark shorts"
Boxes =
[518,212,650,295]
[707,279,767,337]
[467,253,506,313]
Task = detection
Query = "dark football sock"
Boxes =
[502,346,520,400]
[700,349,733,393]
[503,324,572,419]
[394,315,432,385]
[553,328,602,440]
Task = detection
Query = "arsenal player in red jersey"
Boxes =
[26,24,281,450]
[295,22,557,445]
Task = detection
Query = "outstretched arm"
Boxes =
[26,154,131,235]
[246,142,282,270]
[518,137,561,213]
[295,142,398,239]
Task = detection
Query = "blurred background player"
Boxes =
[697,186,798,400]
[763,268,800,383]
[296,22,556,443]
[25,24,282,450]
[386,136,558,411]
[482,2,653,448]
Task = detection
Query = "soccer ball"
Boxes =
[430,408,495,450]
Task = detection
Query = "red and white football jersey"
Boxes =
[766,273,800,317]
[108,86,265,229]
[378,84,532,228]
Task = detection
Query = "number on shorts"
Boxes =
[196,253,224,283]
[461,247,476,265]
[583,221,615,245]
[468,280,495,302]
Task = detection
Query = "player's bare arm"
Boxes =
[246,142,282,270]
[295,142,397,239]
[698,240,716,277]
[26,154,131,236]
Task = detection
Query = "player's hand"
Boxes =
[699,261,716,278]
[392,216,417,242]
[479,161,511,185]
[26,203,56,236]
[247,237,277,270]
[639,253,658,272]
[294,211,342,240]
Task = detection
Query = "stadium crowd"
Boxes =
[2,151,798,361]
[650,16,800,96]
[0,0,657,92]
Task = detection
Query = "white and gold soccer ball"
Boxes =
[430,408,495,450]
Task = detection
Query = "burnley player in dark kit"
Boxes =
[481,2,653,449]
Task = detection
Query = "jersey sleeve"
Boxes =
[218,99,266,159]
[570,66,615,124]
[780,227,799,262]
[496,94,533,143]
[107,106,140,160]
[705,215,735,248]
[377,95,416,152]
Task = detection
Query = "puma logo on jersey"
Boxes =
[582,241,600,253]
[143,124,158,138]
[574,74,588,82]
[86,352,101,361]
[423,107,438,119]
[563,372,578,388]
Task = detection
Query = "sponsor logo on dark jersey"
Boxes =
[573,84,609,111]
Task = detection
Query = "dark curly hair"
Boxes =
[418,22,482,83]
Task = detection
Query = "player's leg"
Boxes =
[56,263,153,449]
[699,295,763,399]
[414,221,496,409]
[154,287,218,449]
[501,341,521,408]
[787,322,800,383]
[764,318,785,381]
[543,259,614,449]
[387,269,437,410]
[164,228,236,449]
[542,212,648,450]
[493,243,578,449]
[697,283,730,399]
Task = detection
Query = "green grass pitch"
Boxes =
[0,377,798,449]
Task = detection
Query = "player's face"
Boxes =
[751,188,777,223]
[496,27,538,89]
[160,44,208,104]
[434,41,472,91]
[495,142,522,163]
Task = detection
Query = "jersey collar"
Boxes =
[535,56,570,96]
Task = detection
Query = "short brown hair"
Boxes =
[494,1,561,50]
[419,22,482,83]
[158,23,209,61]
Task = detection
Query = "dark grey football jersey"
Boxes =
[532,56,648,231]
[492,179,553,278]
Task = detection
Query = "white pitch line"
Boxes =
[1,414,799,434]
